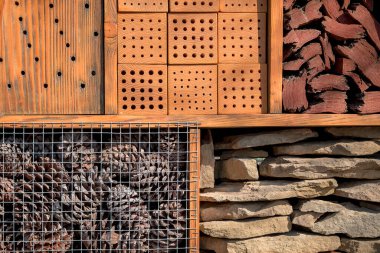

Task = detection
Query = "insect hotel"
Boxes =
[0,0,379,252]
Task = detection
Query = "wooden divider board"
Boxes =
[0,0,104,114]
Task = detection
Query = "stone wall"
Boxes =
[200,127,380,253]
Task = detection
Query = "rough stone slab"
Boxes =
[326,127,380,139]
[292,211,322,228]
[220,158,259,181]
[200,179,337,202]
[340,238,380,253]
[273,140,380,156]
[201,129,215,189]
[215,129,318,150]
[360,201,380,211]
[298,199,345,213]
[200,216,291,239]
[201,200,293,221]
[293,200,380,238]
[259,157,380,179]
[220,149,268,160]
[201,232,341,253]
[335,180,380,203]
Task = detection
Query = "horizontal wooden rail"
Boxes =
[0,114,380,128]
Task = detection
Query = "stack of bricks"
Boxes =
[117,0,268,115]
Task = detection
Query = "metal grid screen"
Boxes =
[0,123,199,252]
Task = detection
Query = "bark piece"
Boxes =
[285,0,323,29]
[201,200,292,221]
[319,32,335,70]
[334,180,380,203]
[200,216,291,239]
[305,91,347,114]
[260,157,380,179]
[284,0,297,11]
[353,92,380,114]
[215,129,318,150]
[201,233,341,253]
[201,130,215,189]
[322,0,343,20]
[284,29,321,53]
[273,139,380,156]
[335,58,356,74]
[346,72,370,92]
[283,73,309,112]
[342,0,350,9]
[362,0,375,12]
[200,179,337,202]
[283,43,322,71]
[309,74,349,92]
[306,55,325,81]
[322,16,365,40]
[349,4,380,51]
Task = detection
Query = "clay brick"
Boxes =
[170,0,219,12]
[220,0,267,12]
[118,0,168,12]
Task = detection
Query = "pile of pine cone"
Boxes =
[0,131,187,252]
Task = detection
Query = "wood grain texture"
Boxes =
[269,0,283,113]
[218,13,267,64]
[168,65,218,115]
[104,0,118,114]
[1,115,380,128]
[0,0,103,114]
[170,0,219,12]
[118,0,168,12]
[118,13,167,64]
[189,128,200,253]
[118,64,168,115]
[168,13,218,64]
[220,0,267,12]
[218,64,267,114]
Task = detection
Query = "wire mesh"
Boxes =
[0,123,199,253]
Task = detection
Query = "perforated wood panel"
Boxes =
[220,0,267,12]
[170,0,219,12]
[118,64,168,115]
[118,13,167,64]
[219,13,267,64]
[118,0,169,12]
[218,64,267,114]
[168,14,218,64]
[0,0,103,114]
[168,65,217,115]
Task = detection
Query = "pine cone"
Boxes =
[61,166,110,225]
[0,177,15,204]
[56,133,99,170]
[102,184,150,252]
[130,153,186,201]
[24,134,55,160]
[111,133,157,153]
[0,220,17,252]
[13,158,72,251]
[150,202,186,252]
[0,138,31,178]
[101,143,144,178]
[159,132,187,164]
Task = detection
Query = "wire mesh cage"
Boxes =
[0,123,199,252]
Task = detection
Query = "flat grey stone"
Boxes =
[326,127,380,139]
[335,180,380,203]
[219,158,259,181]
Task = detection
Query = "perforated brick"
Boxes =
[219,13,266,64]
[220,0,267,12]
[118,13,167,64]
[118,65,168,115]
[170,0,219,12]
[168,65,217,115]
[218,64,267,114]
[118,0,168,12]
[168,14,218,64]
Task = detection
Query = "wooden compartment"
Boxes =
[220,0,267,12]
[118,0,169,12]
[118,64,168,115]
[170,0,219,12]
[218,64,267,114]
[168,13,218,65]
[0,0,103,114]
[168,65,218,115]
[118,13,167,64]
[218,13,267,64]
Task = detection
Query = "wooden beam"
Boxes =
[1,115,380,128]
[104,0,118,114]
[269,0,283,113]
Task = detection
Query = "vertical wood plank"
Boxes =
[104,0,118,114]
[269,0,283,113]
[189,128,200,253]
